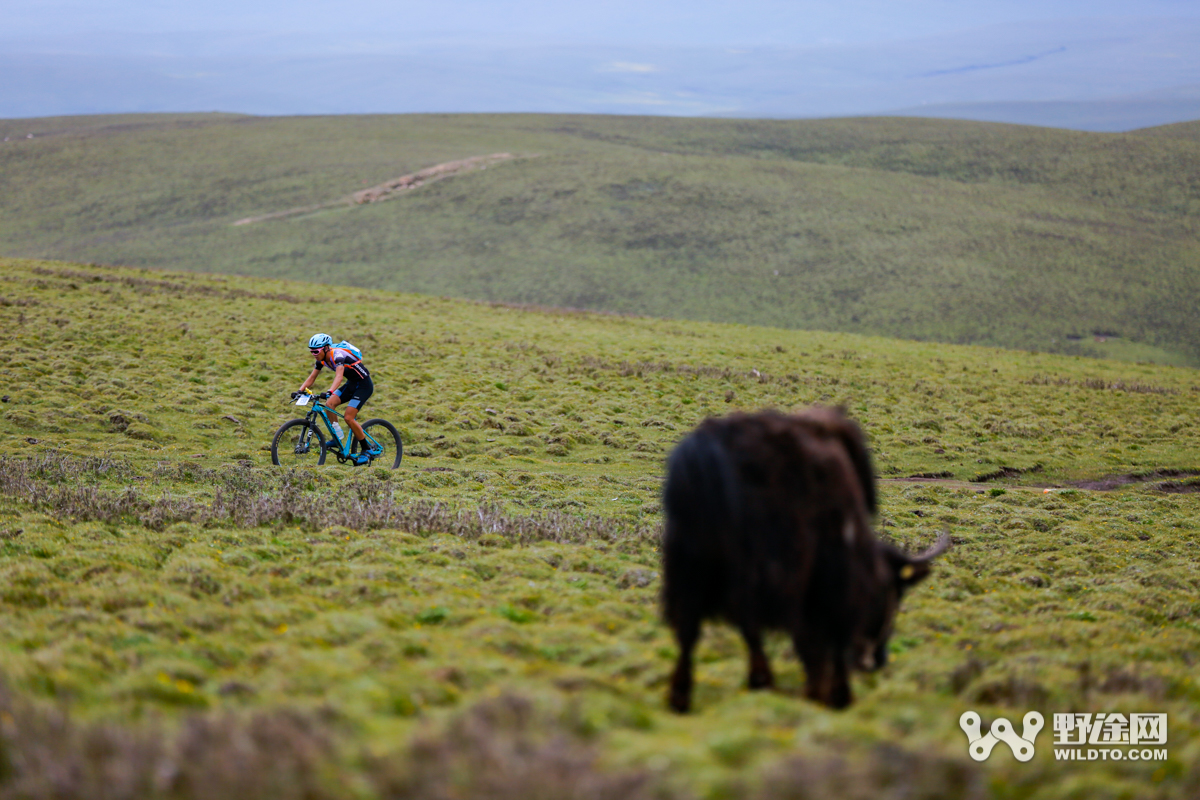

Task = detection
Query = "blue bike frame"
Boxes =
[300,396,381,457]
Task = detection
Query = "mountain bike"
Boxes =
[271,392,402,468]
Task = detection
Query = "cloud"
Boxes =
[601,61,658,73]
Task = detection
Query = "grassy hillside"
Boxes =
[2,256,1199,798]
[3,113,1200,366]
[1134,120,1200,142]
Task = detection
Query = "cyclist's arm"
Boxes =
[327,364,346,395]
[297,366,321,393]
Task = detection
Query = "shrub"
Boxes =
[370,694,657,800]
[0,680,341,800]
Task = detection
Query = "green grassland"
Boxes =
[1137,120,1200,143]
[3,113,1200,366]
[2,256,1199,798]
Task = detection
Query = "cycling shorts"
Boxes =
[333,376,374,410]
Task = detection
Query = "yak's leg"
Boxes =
[792,633,853,710]
[739,625,774,690]
[822,656,852,709]
[668,615,702,713]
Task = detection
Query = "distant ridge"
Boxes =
[3,112,1200,366]
[1132,119,1200,142]
[886,86,1200,133]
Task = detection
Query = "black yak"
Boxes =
[661,407,948,711]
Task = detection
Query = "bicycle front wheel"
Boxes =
[271,419,327,466]
[361,419,403,469]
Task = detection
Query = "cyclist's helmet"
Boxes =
[308,333,333,350]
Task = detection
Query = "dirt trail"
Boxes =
[883,467,1200,493]
[881,476,1028,493]
[232,153,518,226]
[1071,469,1200,492]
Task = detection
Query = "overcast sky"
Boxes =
[7,0,1200,50]
[4,1,1200,126]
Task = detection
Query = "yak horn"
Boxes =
[913,530,952,562]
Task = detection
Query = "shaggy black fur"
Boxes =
[661,407,947,711]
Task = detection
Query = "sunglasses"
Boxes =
[310,348,324,356]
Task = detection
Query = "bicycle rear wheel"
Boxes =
[361,419,403,469]
[271,419,327,466]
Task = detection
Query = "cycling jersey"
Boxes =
[314,347,370,380]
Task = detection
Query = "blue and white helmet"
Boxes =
[307,332,333,350]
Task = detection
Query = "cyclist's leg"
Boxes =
[352,376,374,407]
[340,376,367,434]
[344,405,364,440]
[344,377,373,440]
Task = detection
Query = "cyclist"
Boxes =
[295,333,379,465]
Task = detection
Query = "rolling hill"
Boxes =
[1135,119,1200,142]
[2,113,1200,365]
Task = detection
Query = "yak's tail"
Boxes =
[661,426,739,624]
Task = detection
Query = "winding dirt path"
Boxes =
[232,153,518,226]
